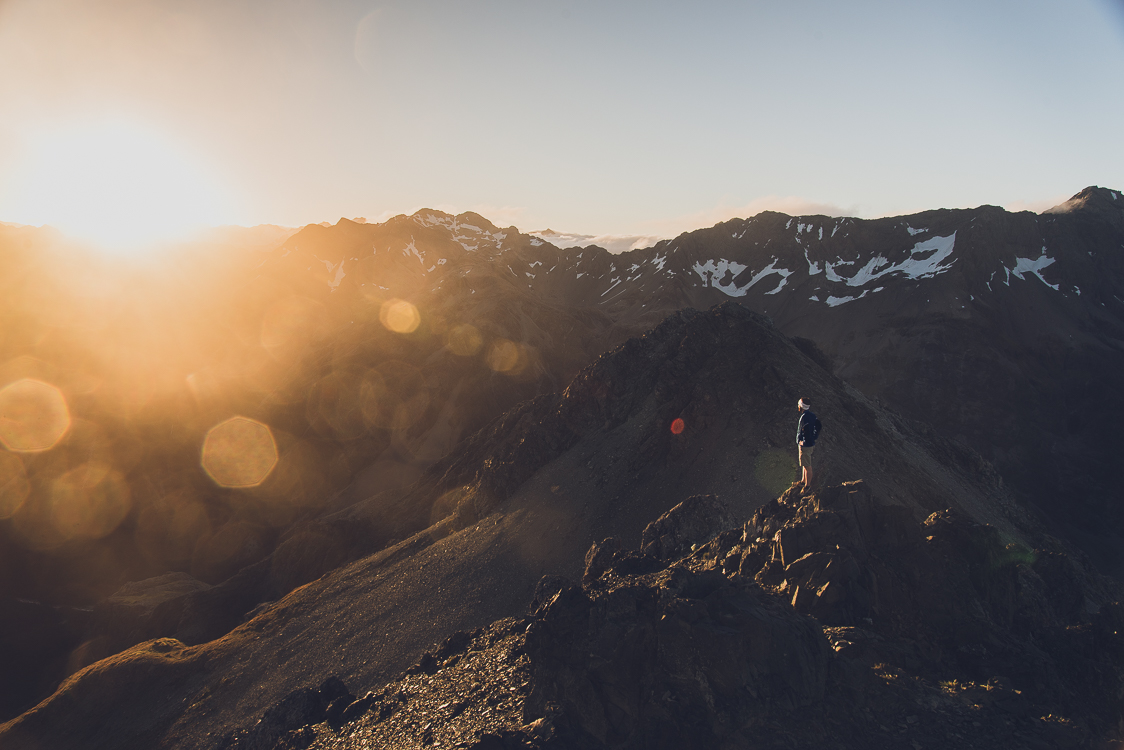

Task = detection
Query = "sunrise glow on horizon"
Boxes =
[1,0,1122,247]
[3,119,236,253]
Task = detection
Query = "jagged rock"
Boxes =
[581,537,622,584]
[525,560,831,747]
[124,482,1119,750]
[219,677,352,750]
[639,494,734,561]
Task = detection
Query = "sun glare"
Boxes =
[7,120,234,253]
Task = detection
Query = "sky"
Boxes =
[0,0,1122,249]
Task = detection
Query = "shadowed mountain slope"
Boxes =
[3,189,1124,729]
[241,187,1124,571]
[0,302,1055,749]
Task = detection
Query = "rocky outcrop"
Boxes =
[638,494,735,561]
[523,562,831,748]
[2,301,1058,749]
[193,482,1122,750]
[218,676,353,750]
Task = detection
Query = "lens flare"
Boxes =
[49,462,132,540]
[0,378,72,452]
[379,299,421,334]
[307,371,367,440]
[446,324,483,356]
[670,418,685,435]
[0,451,31,520]
[201,416,279,488]
[360,361,430,432]
[486,339,525,373]
[754,448,798,497]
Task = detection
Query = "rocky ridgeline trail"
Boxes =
[217,485,1123,750]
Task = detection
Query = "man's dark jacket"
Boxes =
[797,410,819,447]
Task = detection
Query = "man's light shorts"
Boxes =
[799,445,816,468]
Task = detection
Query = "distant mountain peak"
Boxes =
[1045,185,1124,216]
[408,208,500,234]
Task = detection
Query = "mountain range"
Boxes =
[0,187,1122,747]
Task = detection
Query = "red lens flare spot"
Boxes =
[670,418,685,435]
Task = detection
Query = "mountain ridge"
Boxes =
[1,302,1073,749]
[2,187,1123,738]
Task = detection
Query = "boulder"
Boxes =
[639,494,734,561]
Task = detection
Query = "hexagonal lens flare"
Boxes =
[379,299,421,334]
[0,378,71,452]
[201,416,279,488]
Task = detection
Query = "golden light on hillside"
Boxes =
[134,488,212,566]
[0,378,72,452]
[486,339,526,374]
[446,324,483,356]
[261,296,328,354]
[49,462,132,540]
[308,371,367,440]
[379,299,421,334]
[360,362,431,432]
[0,451,31,520]
[201,416,279,488]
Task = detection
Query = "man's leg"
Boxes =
[800,446,815,491]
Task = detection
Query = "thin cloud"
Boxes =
[530,230,663,254]
[1004,194,1070,214]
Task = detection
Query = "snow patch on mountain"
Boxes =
[694,259,749,296]
[825,290,870,307]
[838,233,957,287]
[403,239,425,264]
[804,249,822,275]
[740,260,793,295]
[824,259,853,282]
[602,278,623,297]
[329,260,346,290]
[765,267,794,294]
[1008,250,1059,290]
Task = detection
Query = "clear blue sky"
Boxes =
[1,0,1122,246]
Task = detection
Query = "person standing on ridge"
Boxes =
[796,397,821,491]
